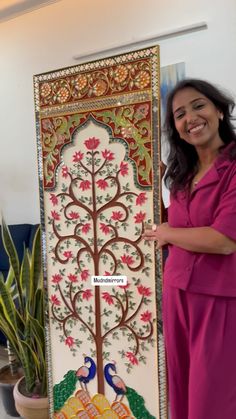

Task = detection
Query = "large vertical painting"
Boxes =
[34,46,167,419]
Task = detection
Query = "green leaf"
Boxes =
[0,221,46,396]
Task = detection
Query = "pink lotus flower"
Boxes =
[51,210,60,221]
[134,211,146,223]
[100,223,110,235]
[120,161,129,176]
[82,289,93,301]
[121,254,134,266]
[140,310,152,322]
[51,294,61,306]
[81,269,89,281]
[136,192,147,206]
[126,351,138,365]
[73,151,84,162]
[111,211,123,221]
[102,149,114,161]
[63,251,73,259]
[51,274,62,284]
[62,166,69,178]
[69,211,80,220]
[102,292,114,305]
[81,223,91,234]
[65,336,74,348]
[118,282,130,290]
[50,193,58,206]
[79,180,91,191]
[84,137,100,150]
[68,273,78,283]
[137,285,152,297]
[96,179,109,190]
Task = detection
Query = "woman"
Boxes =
[143,79,236,419]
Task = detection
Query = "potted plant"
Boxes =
[0,340,22,417]
[0,218,48,419]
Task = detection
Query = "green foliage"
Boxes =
[53,370,78,411]
[126,386,155,419]
[0,219,47,397]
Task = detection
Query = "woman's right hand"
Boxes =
[142,224,168,249]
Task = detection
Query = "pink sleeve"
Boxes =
[211,171,236,241]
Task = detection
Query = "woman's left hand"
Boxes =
[142,223,169,249]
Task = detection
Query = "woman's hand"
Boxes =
[144,223,236,255]
[142,223,169,249]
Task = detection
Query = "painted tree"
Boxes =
[48,135,155,394]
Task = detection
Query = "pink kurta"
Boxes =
[165,147,236,296]
[163,144,236,419]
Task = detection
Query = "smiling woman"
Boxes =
[164,79,236,194]
[143,78,236,419]
[172,87,223,152]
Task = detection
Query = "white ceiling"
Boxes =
[0,0,61,23]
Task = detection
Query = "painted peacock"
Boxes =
[53,356,96,411]
[104,362,155,418]
[76,355,97,394]
[104,362,126,401]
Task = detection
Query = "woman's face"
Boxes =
[172,87,223,150]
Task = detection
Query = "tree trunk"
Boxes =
[95,287,104,394]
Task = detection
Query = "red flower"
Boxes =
[111,211,123,221]
[69,211,80,220]
[126,351,138,365]
[81,223,91,234]
[51,294,61,306]
[118,281,130,290]
[50,193,58,206]
[96,179,109,190]
[79,180,91,191]
[51,274,62,284]
[102,292,114,305]
[63,251,73,259]
[140,310,152,322]
[104,271,111,276]
[62,166,69,178]
[134,211,146,223]
[100,223,110,235]
[136,192,147,206]
[51,210,60,221]
[102,149,114,161]
[73,151,84,162]
[84,137,100,150]
[137,285,152,297]
[82,289,93,301]
[121,254,134,266]
[68,273,78,283]
[81,269,89,281]
[120,161,128,176]
[65,336,74,347]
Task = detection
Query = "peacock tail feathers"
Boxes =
[126,386,156,419]
[53,370,78,411]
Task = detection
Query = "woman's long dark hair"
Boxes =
[163,78,236,194]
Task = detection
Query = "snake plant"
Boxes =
[0,219,47,397]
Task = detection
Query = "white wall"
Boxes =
[0,0,236,223]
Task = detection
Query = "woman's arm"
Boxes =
[143,223,236,255]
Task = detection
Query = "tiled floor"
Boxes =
[0,346,22,418]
